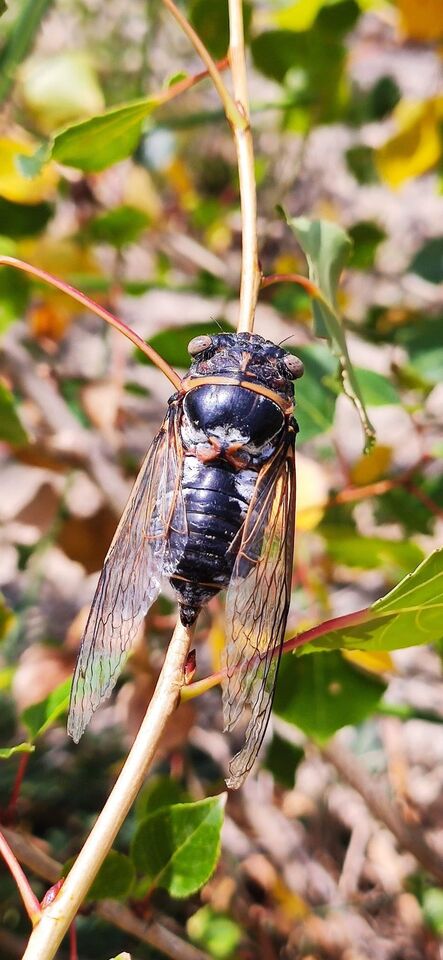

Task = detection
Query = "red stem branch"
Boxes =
[5,753,30,824]
[0,829,41,926]
[0,257,182,390]
[260,273,321,298]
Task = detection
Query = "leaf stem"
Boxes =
[156,56,230,107]
[0,829,41,926]
[260,273,322,299]
[182,607,371,701]
[161,0,245,129]
[21,619,194,960]
[228,0,260,333]
[0,257,182,390]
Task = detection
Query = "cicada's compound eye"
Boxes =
[283,353,304,380]
[188,334,213,357]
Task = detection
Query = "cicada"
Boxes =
[67,331,304,787]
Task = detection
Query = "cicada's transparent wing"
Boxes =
[223,426,296,788]
[67,405,184,742]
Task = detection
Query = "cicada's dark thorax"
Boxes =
[166,333,295,626]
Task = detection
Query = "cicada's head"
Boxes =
[186,331,304,401]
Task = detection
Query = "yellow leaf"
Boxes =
[397,0,443,40]
[19,53,105,135]
[343,649,395,675]
[123,165,162,220]
[18,238,103,337]
[350,444,392,485]
[0,137,58,204]
[376,98,443,187]
[296,454,329,531]
[208,613,225,673]
[272,878,310,920]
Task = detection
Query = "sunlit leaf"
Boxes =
[0,742,34,759]
[132,795,225,898]
[274,650,386,742]
[284,213,376,450]
[188,905,242,960]
[0,136,58,203]
[321,528,424,574]
[343,649,394,674]
[19,52,105,135]
[376,98,443,187]
[300,548,443,654]
[354,369,400,406]
[397,0,443,41]
[0,381,28,445]
[21,678,71,741]
[296,454,329,531]
[18,96,161,176]
[423,888,443,935]
[350,444,392,485]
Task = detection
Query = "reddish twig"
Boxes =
[69,922,77,960]
[0,829,41,926]
[0,257,182,390]
[5,753,30,824]
[260,272,321,299]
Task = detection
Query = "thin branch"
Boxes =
[0,829,41,926]
[228,0,260,333]
[323,738,443,885]
[21,619,194,960]
[156,56,229,107]
[182,606,372,701]
[260,273,322,299]
[3,827,210,960]
[0,257,182,390]
[161,0,245,128]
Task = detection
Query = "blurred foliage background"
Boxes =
[0,0,443,958]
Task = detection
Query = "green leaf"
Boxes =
[264,733,304,789]
[190,0,252,59]
[292,344,338,441]
[19,97,160,176]
[0,381,28,445]
[188,905,242,959]
[0,592,14,640]
[354,368,400,406]
[82,205,150,248]
[423,888,443,935]
[0,742,34,760]
[300,548,443,655]
[398,318,443,384]
[409,238,443,285]
[321,528,424,575]
[0,196,52,238]
[284,213,376,450]
[136,320,234,368]
[132,795,225,898]
[87,851,135,902]
[135,776,188,822]
[348,221,386,270]
[0,0,53,103]
[274,650,386,742]
[21,677,71,741]
[0,252,30,333]
[345,145,379,185]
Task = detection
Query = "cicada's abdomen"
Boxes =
[167,381,286,625]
